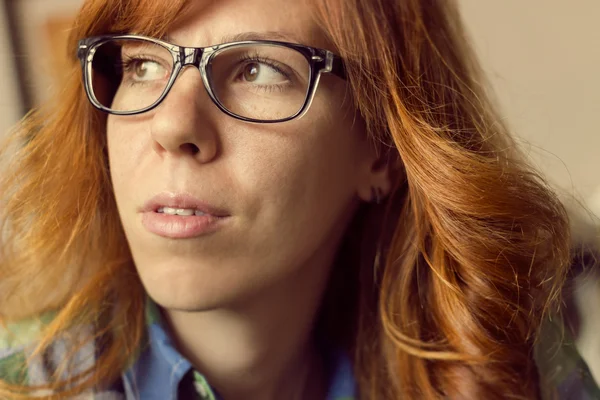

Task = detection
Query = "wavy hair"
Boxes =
[0,0,570,398]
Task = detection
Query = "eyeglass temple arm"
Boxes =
[326,52,347,80]
[77,43,88,68]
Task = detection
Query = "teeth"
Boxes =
[157,207,206,216]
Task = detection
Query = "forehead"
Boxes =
[165,0,328,49]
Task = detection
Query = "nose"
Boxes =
[150,66,219,163]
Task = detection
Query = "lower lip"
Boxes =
[141,212,227,239]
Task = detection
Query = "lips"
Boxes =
[141,192,230,217]
[140,192,230,239]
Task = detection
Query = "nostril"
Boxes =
[180,143,200,155]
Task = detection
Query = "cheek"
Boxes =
[106,117,148,194]
[232,112,363,231]
[252,102,364,203]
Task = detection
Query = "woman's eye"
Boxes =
[129,59,168,82]
[241,62,288,85]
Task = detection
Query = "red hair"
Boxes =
[0,0,570,398]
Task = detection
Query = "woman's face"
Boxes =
[107,0,383,310]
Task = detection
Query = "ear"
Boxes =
[356,153,394,203]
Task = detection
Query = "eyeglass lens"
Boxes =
[89,39,312,121]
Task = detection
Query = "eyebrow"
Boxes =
[163,31,304,46]
[220,31,303,44]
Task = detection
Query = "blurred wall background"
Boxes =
[0,2,21,136]
[460,1,600,217]
[1,0,599,214]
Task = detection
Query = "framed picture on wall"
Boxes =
[3,0,84,111]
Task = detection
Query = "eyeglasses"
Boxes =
[77,34,346,123]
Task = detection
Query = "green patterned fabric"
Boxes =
[0,351,28,386]
[191,371,218,400]
[0,311,598,399]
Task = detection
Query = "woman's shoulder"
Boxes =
[536,316,600,399]
[0,312,57,384]
[0,312,127,398]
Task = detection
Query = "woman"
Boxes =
[0,0,576,398]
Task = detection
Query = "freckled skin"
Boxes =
[107,0,381,311]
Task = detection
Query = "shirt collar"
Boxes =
[123,301,356,400]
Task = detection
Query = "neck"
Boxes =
[163,256,334,400]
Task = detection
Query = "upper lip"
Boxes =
[140,192,230,217]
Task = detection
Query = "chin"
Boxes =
[131,249,286,312]
[145,280,236,312]
[133,259,227,310]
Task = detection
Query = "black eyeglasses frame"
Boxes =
[77,34,346,123]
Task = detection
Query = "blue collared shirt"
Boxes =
[121,304,357,400]
[1,307,599,399]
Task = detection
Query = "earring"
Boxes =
[370,187,384,204]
